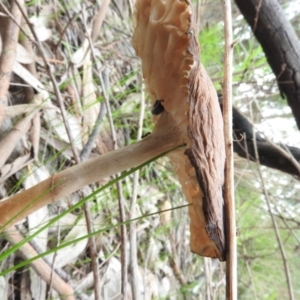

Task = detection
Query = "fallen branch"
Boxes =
[0,117,182,231]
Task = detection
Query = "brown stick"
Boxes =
[4,226,75,300]
[222,0,237,299]
[0,111,36,169]
[0,0,24,126]
[0,120,181,231]
[91,0,111,43]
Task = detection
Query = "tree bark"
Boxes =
[234,0,300,130]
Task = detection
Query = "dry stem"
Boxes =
[129,81,145,300]
[222,0,237,299]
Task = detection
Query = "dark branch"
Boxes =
[232,106,300,177]
[234,0,300,130]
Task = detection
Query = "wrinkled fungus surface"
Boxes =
[133,0,226,260]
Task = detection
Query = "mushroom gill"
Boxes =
[132,0,226,260]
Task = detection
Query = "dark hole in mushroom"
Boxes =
[151,99,164,115]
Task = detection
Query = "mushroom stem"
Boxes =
[0,117,182,231]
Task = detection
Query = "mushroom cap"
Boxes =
[133,0,225,260]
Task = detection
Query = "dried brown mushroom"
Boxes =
[0,0,225,261]
[132,0,226,260]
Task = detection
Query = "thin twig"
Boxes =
[14,0,80,163]
[253,138,295,300]
[98,67,128,299]
[48,208,62,298]
[116,177,128,299]
[16,224,71,283]
[16,3,101,298]
[79,7,107,161]
[169,257,187,286]
[91,36,129,295]
[20,9,100,299]
[249,103,300,176]
[78,8,111,300]
[129,80,145,299]
[242,245,258,300]
[80,102,107,161]
[274,208,300,245]
[266,138,300,176]
[80,168,101,295]
[222,0,237,299]
[53,14,78,51]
